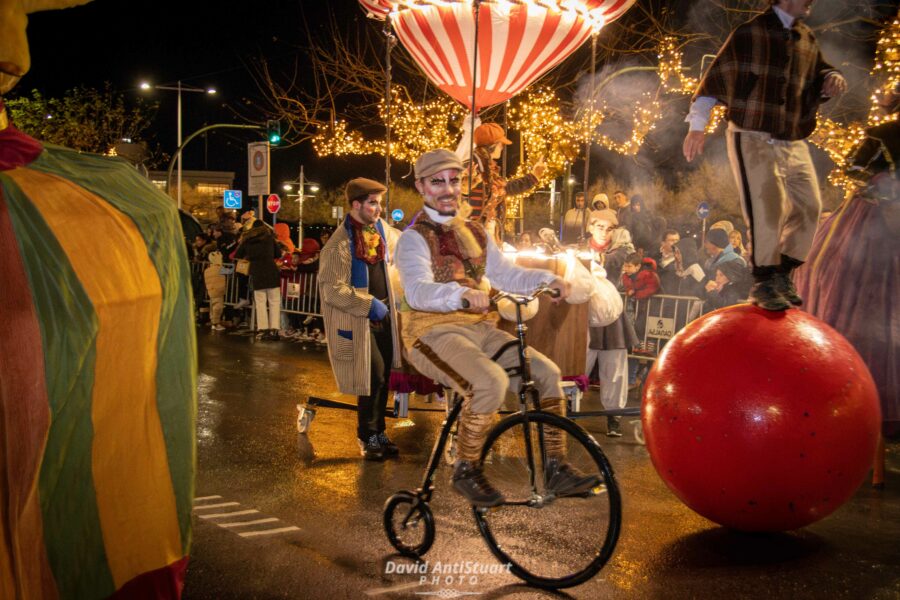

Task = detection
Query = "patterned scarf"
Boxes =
[349,215,385,264]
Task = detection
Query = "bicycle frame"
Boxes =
[414,289,556,504]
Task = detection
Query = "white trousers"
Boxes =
[586,345,628,411]
[253,287,282,330]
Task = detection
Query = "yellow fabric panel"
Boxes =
[8,168,183,587]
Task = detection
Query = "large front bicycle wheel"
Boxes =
[473,412,621,589]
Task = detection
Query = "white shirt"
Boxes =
[395,206,556,312]
[686,5,798,132]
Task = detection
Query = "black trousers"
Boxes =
[357,320,393,440]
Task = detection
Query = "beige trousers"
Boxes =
[407,321,564,414]
[726,126,822,267]
[209,295,224,325]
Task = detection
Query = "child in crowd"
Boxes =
[704,260,752,311]
[204,251,227,331]
[621,254,661,299]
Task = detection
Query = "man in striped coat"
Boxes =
[683,0,847,310]
[318,178,402,460]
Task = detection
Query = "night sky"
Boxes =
[15,0,900,196]
[19,0,372,191]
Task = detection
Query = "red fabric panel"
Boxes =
[0,189,58,598]
[0,125,43,171]
[110,556,189,600]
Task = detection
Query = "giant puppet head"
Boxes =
[0,0,92,95]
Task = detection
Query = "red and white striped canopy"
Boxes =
[359,0,636,111]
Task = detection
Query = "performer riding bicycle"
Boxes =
[394,148,599,507]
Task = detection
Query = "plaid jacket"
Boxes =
[694,9,838,140]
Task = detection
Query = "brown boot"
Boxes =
[539,398,600,497]
[452,408,503,507]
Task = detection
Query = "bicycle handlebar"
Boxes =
[460,285,559,309]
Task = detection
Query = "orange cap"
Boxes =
[474,123,512,147]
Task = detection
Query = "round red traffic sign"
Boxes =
[266,194,281,214]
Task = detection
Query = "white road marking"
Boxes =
[199,509,259,519]
[193,495,222,502]
[238,526,301,537]
[218,518,280,528]
[192,502,240,510]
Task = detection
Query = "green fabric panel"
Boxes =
[29,146,198,555]
[0,174,115,599]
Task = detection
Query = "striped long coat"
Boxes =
[318,217,402,396]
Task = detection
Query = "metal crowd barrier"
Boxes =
[621,293,706,363]
[189,260,322,317]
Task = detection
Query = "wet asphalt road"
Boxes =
[183,328,900,600]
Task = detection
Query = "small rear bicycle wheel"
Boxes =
[473,412,621,589]
[384,491,435,558]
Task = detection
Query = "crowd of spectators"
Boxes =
[187,207,329,342]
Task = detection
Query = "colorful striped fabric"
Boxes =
[0,141,196,599]
[359,0,636,111]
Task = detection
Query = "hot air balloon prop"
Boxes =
[359,0,637,113]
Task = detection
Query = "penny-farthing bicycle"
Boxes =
[383,286,622,590]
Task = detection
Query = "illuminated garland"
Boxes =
[311,87,464,162]
[312,15,898,194]
[658,36,698,95]
[808,13,900,189]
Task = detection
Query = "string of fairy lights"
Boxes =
[312,13,899,194]
[808,14,900,189]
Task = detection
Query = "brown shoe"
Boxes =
[544,458,601,497]
[452,461,504,507]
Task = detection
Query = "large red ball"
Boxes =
[641,304,880,531]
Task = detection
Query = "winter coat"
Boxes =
[602,246,630,291]
[704,245,746,279]
[204,252,226,298]
[621,258,661,299]
[234,224,281,290]
[318,217,402,396]
[705,282,748,311]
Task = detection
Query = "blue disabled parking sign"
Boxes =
[391,208,404,222]
[224,190,242,209]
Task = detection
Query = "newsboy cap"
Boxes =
[706,228,729,249]
[414,149,463,179]
[345,177,387,204]
[474,123,512,147]
[589,209,618,227]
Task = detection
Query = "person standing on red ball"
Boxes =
[683,0,847,310]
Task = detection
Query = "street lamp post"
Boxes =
[140,80,216,210]
[282,165,319,247]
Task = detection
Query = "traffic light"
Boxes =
[266,120,281,145]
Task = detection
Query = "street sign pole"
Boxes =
[696,202,711,246]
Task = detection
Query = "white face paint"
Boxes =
[590,219,614,243]
[415,169,462,216]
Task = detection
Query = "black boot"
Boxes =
[749,266,790,311]
[377,431,400,457]
[452,461,504,507]
[544,458,602,497]
[359,433,386,461]
[774,255,804,306]
[606,416,623,437]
